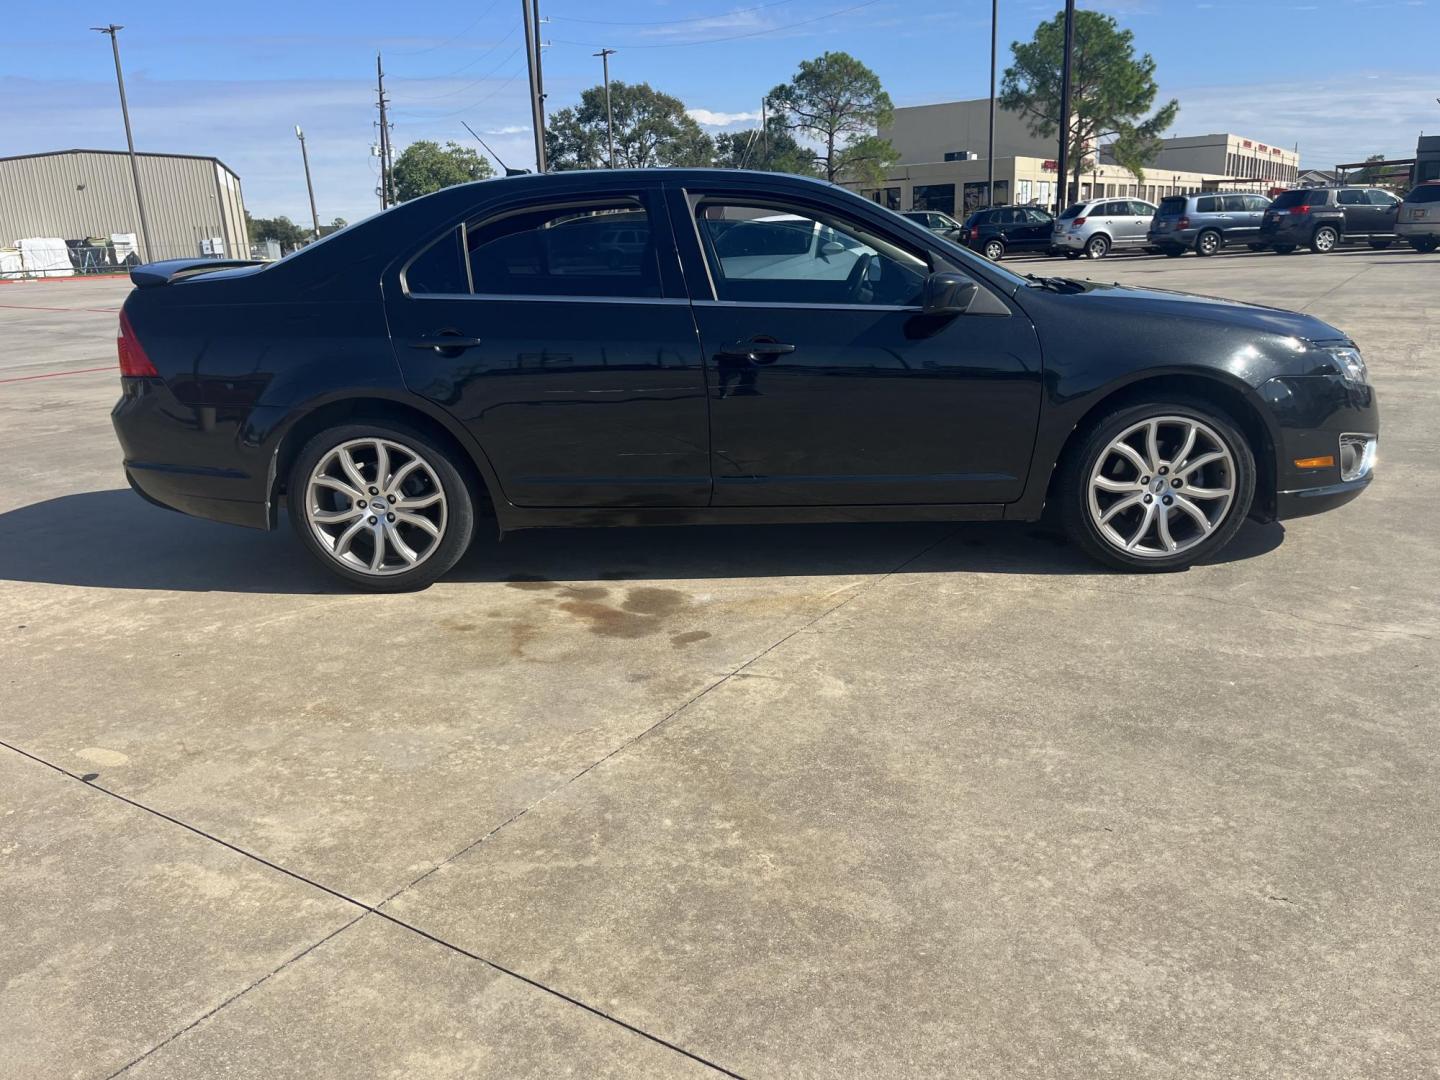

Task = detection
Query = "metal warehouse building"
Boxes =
[0,149,249,266]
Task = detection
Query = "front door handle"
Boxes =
[722,339,796,364]
[409,335,483,352]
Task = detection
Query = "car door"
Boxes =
[1336,189,1373,234]
[1221,194,1256,240]
[384,185,712,508]
[1020,208,1055,249]
[664,183,1043,506]
[1367,189,1400,235]
[1127,201,1157,245]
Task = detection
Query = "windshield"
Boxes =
[1058,204,1086,219]
[1158,197,1188,215]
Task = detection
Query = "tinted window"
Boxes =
[1366,189,1399,206]
[404,227,470,295]
[1337,189,1367,205]
[1159,196,1188,215]
[1221,195,1249,212]
[466,201,661,298]
[1405,184,1440,204]
[697,202,928,307]
[1270,191,1306,209]
[1059,204,1087,219]
[1306,190,1330,206]
[1196,196,1222,213]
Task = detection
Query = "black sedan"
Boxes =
[112,169,1377,590]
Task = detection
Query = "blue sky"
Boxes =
[4,1,1436,223]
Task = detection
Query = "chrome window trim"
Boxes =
[408,292,688,306]
[691,299,922,312]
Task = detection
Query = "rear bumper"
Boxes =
[1396,220,1440,239]
[1148,227,1199,247]
[1052,232,1086,251]
[112,377,271,529]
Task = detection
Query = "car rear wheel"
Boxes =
[1412,237,1439,253]
[1162,247,1186,258]
[983,238,1006,261]
[1310,225,1339,253]
[1085,234,1111,259]
[287,422,475,591]
[1195,229,1222,257]
[1058,400,1255,572]
[1274,245,1296,255]
[1368,240,1392,249]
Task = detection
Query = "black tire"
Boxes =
[1064,251,1082,260]
[1310,225,1339,254]
[1162,247,1186,258]
[287,421,476,592]
[1274,245,1296,255]
[1369,240,1393,250]
[1412,237,1439,253]
[1056,397,1256,573]
[1195,229,1222,257]
[1085,234,1111,259]
[982,238,1006,262]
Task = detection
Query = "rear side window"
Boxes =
[1307,190,1330,206]
[465,200,662,298]
[1405,184,1440,204]
[1059,204,1086,219]
[404,227,470,295]
[1196,196,1222,213]
[1337,189,1367,205]
[1221,195,1249,212]
[1159,197,1187,215]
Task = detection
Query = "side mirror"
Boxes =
[819,240,846,257]
[921,271,978,316]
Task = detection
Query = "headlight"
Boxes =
[1326,345,1368,385]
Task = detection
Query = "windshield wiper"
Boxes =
[1025,273,1088,294]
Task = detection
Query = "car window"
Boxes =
[463,200,662,299]
[1196,196,1222,213]
[1306,190,1330,206]
[1337,189,1367,205]
[696,201,928,307]
[1129,201,1155,216]
[1245,195,1272,211]
[1221,195,1249,212]
[404,226,471,296]
[1366,189,1399,206]
[1024,208,1052,224]
[1059,204,1087,219]
[1158,196,1188,215]
[1270,191,1305,209]
[1405,184,1440,204]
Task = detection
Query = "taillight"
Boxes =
[1177,216,1190,229]
[117,309,158,378]
[1072,216,1087,226]
[1289,204,1311,215]
[969,226,979,240]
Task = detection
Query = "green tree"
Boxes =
[1356,154,1386,185]
[767,52,896,184]
[1000,10,1179,199]
[391,140,494,202]
[713,117,818,175]
[546,81,714,170]
[244,212,308,249]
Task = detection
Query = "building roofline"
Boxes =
[0,148,239,179]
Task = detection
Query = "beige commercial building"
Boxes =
[0,149,249,265]
[855,99,1298,218]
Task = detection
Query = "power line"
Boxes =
[391,23,522,85]
[389,0,508,56]
[391,65,528,121]
[396,40,525,102]
[547,0,888,49]
[547,0,807,26]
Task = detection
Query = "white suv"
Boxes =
[1052,198,1158,259]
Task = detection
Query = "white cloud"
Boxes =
[688,108,763,128]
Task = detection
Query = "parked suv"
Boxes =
[901,210,963,237]
[1396,182,1440,252]
[960,205,1056,260]
[1052,198,1158,259]
[1256,187,1401,253]
[1149,192,1271,257]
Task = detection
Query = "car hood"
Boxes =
[1052,279,1350,344]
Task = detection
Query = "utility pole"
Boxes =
[761,96,769,158]
[91,25,154,262]
[521,0,546,171]
[1054,0,1077,213]
[987,0,997,207]
[533,0,548,147]
[376,53,393,208]
[295,126,320,239]
[594,48,617,168]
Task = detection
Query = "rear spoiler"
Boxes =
[130,258,265,288]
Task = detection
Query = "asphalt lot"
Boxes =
[2,247,1437,1079]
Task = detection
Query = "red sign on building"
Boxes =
[1041,160,1058,172]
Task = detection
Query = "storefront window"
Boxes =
[1016,179,1033,204]
[863,187,902,211]
[912,184,955,216]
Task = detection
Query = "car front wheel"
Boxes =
[287,421,475,591]
[1058,400,1256,572]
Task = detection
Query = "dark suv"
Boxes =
[960,205,1056,261]
[1256,187,1402,253]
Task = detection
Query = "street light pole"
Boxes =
[295,126,320,239]
[1054,0,1077,213]
[91,24,155,262]
[521,0,547,171]
[594,48,617,168]
[987,0,997,207]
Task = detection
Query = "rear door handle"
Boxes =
[409,336,483,351]
[722,339,796,364]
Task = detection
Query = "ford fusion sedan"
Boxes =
[111,169,1377,590]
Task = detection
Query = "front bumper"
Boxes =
[1258,372,1378,522]
[1276,476,1371,520]
[112,377,272,529]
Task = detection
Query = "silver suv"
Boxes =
[1396,182,1440,253]
[1052,198,1158,259]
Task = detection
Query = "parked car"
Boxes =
[1395,181,1440,252]
[960,205,1056,261]
[901,210,964,236]
[1255,187,1401,253]
[1052,198,1158,258]
[1149,192,1271,257]
[111,169,1376,588]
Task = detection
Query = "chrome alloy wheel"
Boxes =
[1086,416,1236,558]
[304,438,447,576]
